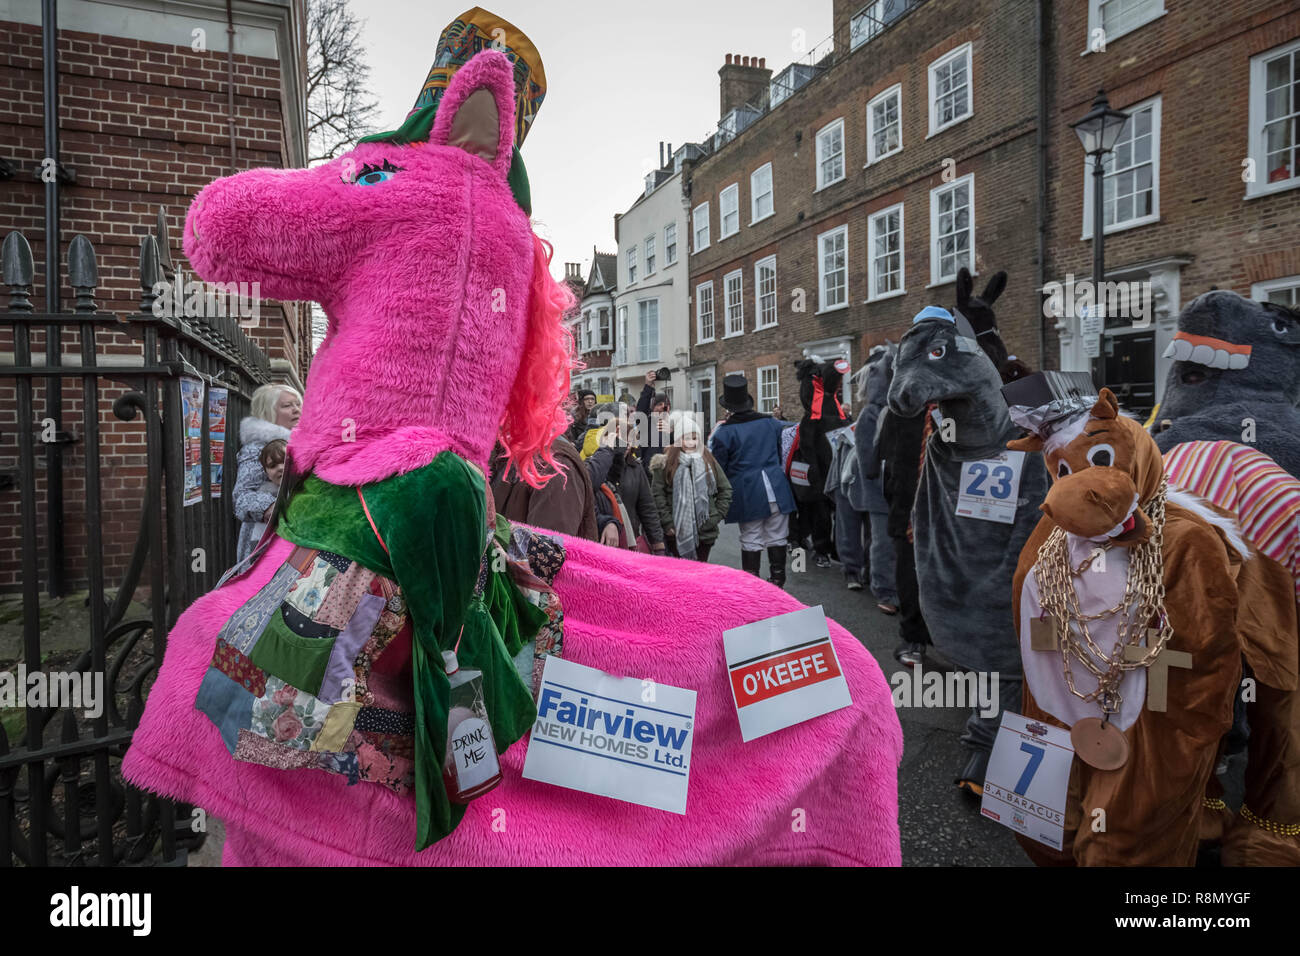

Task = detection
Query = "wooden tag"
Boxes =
[1123,635,1192,712]
[1071,717,1130,770]
[1029,612,1058,651]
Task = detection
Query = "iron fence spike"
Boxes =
[68,235,99,313]
[3,230,35,287]
[154,207,175,277]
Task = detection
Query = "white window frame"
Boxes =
[1081,95,1161,239]
[1247,38,1300,199]
[927,42,973,137]
[866,84,903,165]
[719,183,740,239]
[696,281,715,343]
[850,1,885,52]
[644,235,656,275]
[755,255,778,330]
[757,364,780,413]
[664,222,678,265]
[815,118,846,190]
[598,307,611,348]
[751,162,774,223]
[692,202,710,252]
[1252,274,1300,307]
[637,298,660,363]
[867,203,905,302]
[929,173,975,287]
[817,224,849,313]
[1085,0,1166,52]
[723,269,745,338]
[616,305,629,366]
[626,246,638,285]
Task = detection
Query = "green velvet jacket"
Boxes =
[275,451,541,849]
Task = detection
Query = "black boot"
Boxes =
[767,545,787,588]
[741,550,763,576]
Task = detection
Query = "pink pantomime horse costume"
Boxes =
[122,49,902,865]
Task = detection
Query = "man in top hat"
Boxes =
[710,373,797,585]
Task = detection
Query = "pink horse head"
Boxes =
[183,50,572,486]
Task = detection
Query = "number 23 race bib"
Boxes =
[955,450,1025,525]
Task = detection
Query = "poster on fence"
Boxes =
[180,376,204,507]
[208,387,228,498]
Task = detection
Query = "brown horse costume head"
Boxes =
[1008,388,1158,547]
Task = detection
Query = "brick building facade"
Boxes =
[570,250,618,400]
[684,0,1043,420]
[1044,0,1300,417]
[0,0,308,593]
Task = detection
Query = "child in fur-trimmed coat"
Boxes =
[650,414,732,562]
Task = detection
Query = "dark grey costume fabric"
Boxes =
[913,428,1049,673]
[889,318,1049,674]
[1153,290,1300,478]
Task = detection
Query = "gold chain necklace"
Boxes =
[1032,478,1173,717]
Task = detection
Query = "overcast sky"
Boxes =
[356,0,833,278]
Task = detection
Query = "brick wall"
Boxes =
[686,0,1042,414]
[1045,1,1300,362]
[0,20,307,594]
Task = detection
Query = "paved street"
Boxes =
[710,523,1031,867]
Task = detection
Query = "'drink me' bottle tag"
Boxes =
[443,649,502,802]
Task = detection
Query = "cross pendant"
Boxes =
[1122,630,1192,712]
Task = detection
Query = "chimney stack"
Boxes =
[659,141,665,168]
[718,52,773,119]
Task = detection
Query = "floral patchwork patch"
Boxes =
[284,557,338,617]
[250,677,329,750]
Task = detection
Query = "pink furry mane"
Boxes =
[498,235,576,487]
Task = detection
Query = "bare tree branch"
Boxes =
[306,0,381,163]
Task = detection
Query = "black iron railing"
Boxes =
[0,210,271,865]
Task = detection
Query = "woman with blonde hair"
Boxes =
[233,383,301,562]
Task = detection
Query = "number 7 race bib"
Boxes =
[955,450,1025,524]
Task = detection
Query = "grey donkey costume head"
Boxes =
[888,311,1019,455]
[1154,290,1300,476]
[859,342,896,409]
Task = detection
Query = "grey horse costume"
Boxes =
[888,316,1049,768]
[1154,290,1300,477]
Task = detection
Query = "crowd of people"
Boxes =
[488,355,930,659]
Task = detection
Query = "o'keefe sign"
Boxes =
[723,606,852,741]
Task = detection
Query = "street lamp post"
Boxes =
[1071,89,1129,389]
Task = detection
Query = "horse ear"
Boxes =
[430,50,517,179]
[1091,388,1119,420]
[956,267,972,307]
[1008,434,1043,453]
[981,271,1007,305]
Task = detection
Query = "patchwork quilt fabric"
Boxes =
[196,526,566,796]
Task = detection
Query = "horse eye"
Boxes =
[1057,459,1071,478]
[928,345,946,360]
[1087,443,1114,467]
[357,170,395,186]
[1274,318,1290,334]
